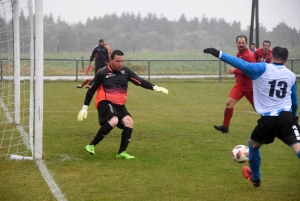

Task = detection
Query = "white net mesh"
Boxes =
[0,0,34,160]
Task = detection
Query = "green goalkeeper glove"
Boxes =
[77,105,88,121]
[153,86,169,94]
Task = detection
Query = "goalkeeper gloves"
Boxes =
[153,86,169,94]
[203,48,220,58]
[78,105,88,121]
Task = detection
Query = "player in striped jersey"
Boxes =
[204,46,300,187]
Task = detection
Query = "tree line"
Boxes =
[1,11,300,53]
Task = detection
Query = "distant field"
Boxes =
[1,80,300,200]
[41,48,300,76]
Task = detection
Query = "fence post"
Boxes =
[81,57,84,69]
[76,59,78,81]
[0,60,2,80]
[291,59,294,72]
[147,60,150,81]
[219,60,222,82]
[223,62,227,72]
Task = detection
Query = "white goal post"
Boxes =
[0,0,43,160]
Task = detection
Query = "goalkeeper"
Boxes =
[77,50,169,159]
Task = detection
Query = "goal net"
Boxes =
[0,0,43,160]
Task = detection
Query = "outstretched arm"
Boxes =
[133,79,169,94]
[128,68,169,94]
[203,48,266,80]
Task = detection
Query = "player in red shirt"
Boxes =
[103,41,112,56]
[254,40,272,63]
[214,35,256,133]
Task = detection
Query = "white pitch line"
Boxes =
[36,160,67,201]
[0,98,67,201]
[244,111,258,115]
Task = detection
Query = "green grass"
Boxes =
[1,79,300,200]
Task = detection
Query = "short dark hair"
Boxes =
[250,43,255,46]
[110,50,124,60]
[236,35,248,43]
[99,39,104,43]
[272,46,288,61]
[263,40,271,46]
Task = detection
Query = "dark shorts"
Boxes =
[251,111,300,145]
[97,100,131,129]
[95,61,106,75]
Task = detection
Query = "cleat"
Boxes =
[214,125,229,133]
[85,145,95,155]
[242,166,261,187]
[116,151,135,159]
[76,85,82,88]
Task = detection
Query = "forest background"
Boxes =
[3,11,300,53]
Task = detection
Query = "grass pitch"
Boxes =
[0,79,299,200]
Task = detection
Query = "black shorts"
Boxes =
[251,111,300,145]
[95,61,106,75]
[97,100,131,129]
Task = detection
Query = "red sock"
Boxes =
[81,79,90,87]
[223,108,233,128]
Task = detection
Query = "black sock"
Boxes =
[90,122,113,146]
[117,127,132,154]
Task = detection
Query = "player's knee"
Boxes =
[122,116,133,127]
[108,116,118,127]
[226,98,237,108]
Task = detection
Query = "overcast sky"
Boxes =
[43,0,300,32]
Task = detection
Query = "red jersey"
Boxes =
[234,48,256,89]
[103,41,112,57]
[254,48,272,63]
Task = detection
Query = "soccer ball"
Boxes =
[232,145,249,163]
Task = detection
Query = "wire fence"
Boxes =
[1,58,300,82]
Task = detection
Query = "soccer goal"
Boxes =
[0,0,43,160]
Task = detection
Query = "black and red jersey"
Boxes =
[90,45,110,66]
[84,65,150,108]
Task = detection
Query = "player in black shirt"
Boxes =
[89,39,110,75]
[78,50,169,159]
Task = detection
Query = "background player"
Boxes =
[249,43,256,53]
[214,35,256,133]
[77,50,169,159]
[103,41,112,56]
[77,40,112,88]
[89,39,110,75]
[254,40,272,63]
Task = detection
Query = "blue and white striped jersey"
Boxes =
[219,51,298,116]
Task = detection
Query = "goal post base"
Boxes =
[10,154,34,160]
